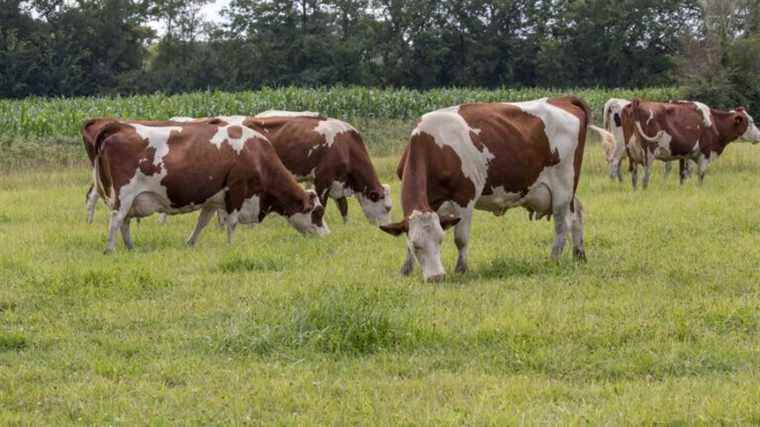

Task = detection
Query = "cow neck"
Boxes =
[400,143,433,218]
[712,109,743,147]
[260,154,306,217]
[347,142,383,196]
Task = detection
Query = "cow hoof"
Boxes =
[103,248,114,255]
[574,249,587,263]
[426,274,445,283]
[185,240,196,247]
[455,263,468,274]
[400,264,414,276]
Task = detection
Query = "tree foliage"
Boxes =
[0,0,756,106]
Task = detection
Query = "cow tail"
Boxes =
[92,121,125,206]
[565,96,591,212]
[602,100,612,131]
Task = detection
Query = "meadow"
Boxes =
[1,90,760,424]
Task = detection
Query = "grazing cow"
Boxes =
[622,100,760,188]
[379,97,597,282]
[602,98,631,181]
[87,119,329,253]
[173,112,392,225]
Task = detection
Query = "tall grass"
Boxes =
[0,86,680,138]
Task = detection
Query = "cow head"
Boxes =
[380,210,460,282]
[357,184,392,225]
[736,107,760,143]
[287,189,330,236]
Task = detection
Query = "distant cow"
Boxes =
[379,97,599,282]
[622,100,760,188]
[174,112,392,225]
[601,98,631,181]
[86,119,329,253]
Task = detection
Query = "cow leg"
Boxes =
[551,202,572,261]
[400,246,415,276]
[698,155,710,185]
[215,209,227,229]
[454,210,473,274]
[157,213,168,224]
[663,161,672,179]
[225,211,239,244]
[186,207,216,247]
[120,218,134,250]
[86,185,99,224]
[570,197,586,262]
[679,159,687,185]
[642,158,653,190]
[335,197,349,223]
[630,164,639,190]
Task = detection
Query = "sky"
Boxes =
[201,0,231,24]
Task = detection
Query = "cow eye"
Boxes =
[369,191,380,202]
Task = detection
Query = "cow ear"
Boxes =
[631,98,641,108]
[737,107,746,113]
[439,216,461,230]
[379,221,407,236]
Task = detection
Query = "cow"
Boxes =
[602,98,631,181]
[379,97,600,282]
[86,119,329,253]
[621,100,760,189]
[173,112,392,225]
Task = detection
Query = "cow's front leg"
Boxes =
[120,217,134,250]
[679,159,688,185]
[400,245,415,276]
[698,154,711,185]
[551,202,572,261]
[663,161,672,179]
[570,197,586,262]
[186,207,216,247]
[335,197,349,223]
[454,210,473,274]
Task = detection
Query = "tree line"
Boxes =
[1,0,758,109]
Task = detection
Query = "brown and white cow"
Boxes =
[601,98,631,181]
[86,119,328,253]
[622,100,760,188]
[379,97,599,282]
[173,112,392,225]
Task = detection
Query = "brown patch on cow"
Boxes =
[455,103,561,196]
[227,126,243,139]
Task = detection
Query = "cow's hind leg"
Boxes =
[663,161,672,180]
[86,185,99,224]
[335,197,349,223]
[630,163,639,191]
[551,202,572,261]
[186,206,216,247]
[454,209,473,274]
[642,158,653,189]
[679,159,688,185]
[698,155,710,185]
[570,197,586,262]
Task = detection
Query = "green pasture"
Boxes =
[1,119,759,425]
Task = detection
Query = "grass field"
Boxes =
[2,120,760,425]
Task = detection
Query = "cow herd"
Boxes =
[82,96,760,281]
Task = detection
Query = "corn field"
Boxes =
[0,86,680,139]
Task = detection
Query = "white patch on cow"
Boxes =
[119,168,170,217]
[647,109,655,126]
[740,111,760,142]
[406,210,446,281]
[255,110,321,118]
[413,110,492,192]
[209,124,270,154]
[356,184,392,225]
[286,189,330,236]
[130,124,183,167]
[170,117,197,122]
[235,195,261,225]
[215,116,249,126]
[692,102,713,127]
[475,186,524,215]
[328,181,353,199]
[314,119,358,146]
